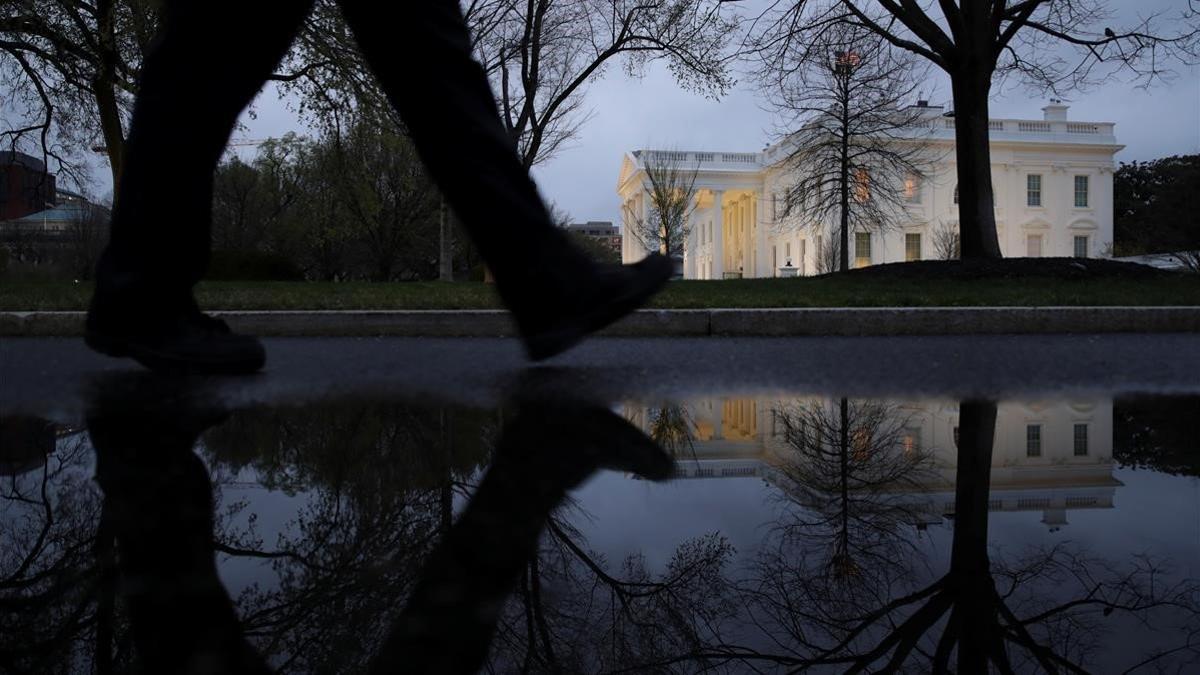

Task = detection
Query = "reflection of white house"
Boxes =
[625,397,1119,531]
[617,102,1121,278]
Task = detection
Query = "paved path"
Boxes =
[3,335,1198,420]
[2,306,1199,337]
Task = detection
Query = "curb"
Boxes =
[2,307,1198,337]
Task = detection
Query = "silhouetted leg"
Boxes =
[337,2,580,294]
[94,0,313,310]
[339,2,672,359]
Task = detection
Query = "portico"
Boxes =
[617,151,766,279]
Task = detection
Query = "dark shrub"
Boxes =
[206,250,304,281]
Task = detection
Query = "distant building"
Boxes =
[2,199,104,243]
[1,151,57,221]
[567,220,622,255]
[618,102,1121,278]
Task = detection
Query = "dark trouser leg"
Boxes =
[94,0,313,313]
[337,1,593,312]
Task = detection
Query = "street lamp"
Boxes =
[833,50,861,75]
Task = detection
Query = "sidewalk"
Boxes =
[3,306,1198,337]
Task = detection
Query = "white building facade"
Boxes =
[623,396,1118,530]
[617,103,1122,278]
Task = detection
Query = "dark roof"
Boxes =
[0,151,48,173]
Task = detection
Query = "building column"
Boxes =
[712,190,724,279]
[734,192,744,276]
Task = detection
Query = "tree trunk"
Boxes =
[839,75,851,273]
[94,0,125,193]
[439,198,453,281]
[950,74,1003,259]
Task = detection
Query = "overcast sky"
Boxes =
[224,59,1196,227]
[80,2,1199,225]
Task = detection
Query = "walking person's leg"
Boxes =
[88,0,313,373]
[338,1,672,360]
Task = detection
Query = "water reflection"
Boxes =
[1,383,1197,673]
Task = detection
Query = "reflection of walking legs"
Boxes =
[86,376,269,674]
[87,0,671,374]
[370,397,673,674]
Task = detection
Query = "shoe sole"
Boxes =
[524,256,674,361]
[85,331,266,376]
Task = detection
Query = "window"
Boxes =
[854,168,871,203]
[902,428,922,455]
[785,242,791,259]
[953,184,959,205]
[1026,424,1042,457]
[772,245,777,273]
[1027,234,1043,257]
[1074,175,1089,208]
[1027,174,1042,207]
[771,193,778,219]
[904,174,922,204]
[1073,423,1088,456]
[855,232,871,268]
[905,233,922,262]
[953,426,959,449]
[1073,235,1089,258]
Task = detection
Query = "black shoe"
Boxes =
[517,253,673,361]
[85,305,266,375]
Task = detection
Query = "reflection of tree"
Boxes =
[707,400,1200,673]
[646,403,696,458]
[1114,396,1200,477]
[476,403,739,673]
[199,401,493,672]
[487,522,735,673]
[0,425,116,674]
[770,398,935,583]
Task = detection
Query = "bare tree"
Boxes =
[277,1,739,171]
[469,0,739,169]
[763,23,935,272]
[932,218,961,260]
[817,232,841,274]
[623,151,700,260]
[747,1,1200,260]
[62,199,109,279]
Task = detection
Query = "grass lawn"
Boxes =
[4,273,1198,311]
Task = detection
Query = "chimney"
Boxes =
[1042,99,1069,121]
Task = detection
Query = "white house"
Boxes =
[617,102,1122,278]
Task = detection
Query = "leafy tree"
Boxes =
[335,120,441,281]
[747,1,1200,260]
[1113,154,1200,270]
[1113,396,1200,477]
[0,0,159,187]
